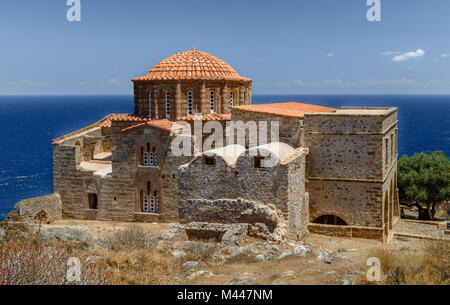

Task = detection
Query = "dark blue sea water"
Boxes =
[0,95,449,220]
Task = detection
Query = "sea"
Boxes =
[0,95,449,220]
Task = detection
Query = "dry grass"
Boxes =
[359,241,449,285]
[101,248,176,285]
[0,242,118,285]
[101,225,152,251]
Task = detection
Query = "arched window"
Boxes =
[148,91,152,118]
[152,191,159,213]
[143,143,149,166]
[141,182,159,213]
[230,91,234,107]
[165,92,171,119]
[313,215,347,225]
[142,144,157,166]
[210,91,215,113]
[187,91,193,116]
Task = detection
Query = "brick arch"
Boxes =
[229,89,237,107]
[208,87,222,113]
[312,213,348,225]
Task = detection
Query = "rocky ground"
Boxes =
[2,216,447,285]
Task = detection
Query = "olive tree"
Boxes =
[398,151,450,220]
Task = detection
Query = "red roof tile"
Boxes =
[133,50,252,82]
[99,114,150,128]
[178,113,231,122]
[232,102,336,118]
[120,119,184,133]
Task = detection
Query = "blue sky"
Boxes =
[1,0,450,95]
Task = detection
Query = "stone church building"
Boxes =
[48,49,399,242]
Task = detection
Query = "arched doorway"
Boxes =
[313,214,347,225]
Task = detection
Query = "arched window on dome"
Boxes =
[230,91,234,107]
[210,91,215,113]
[187,91,193,116]
[165,92,171,119]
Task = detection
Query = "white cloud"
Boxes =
[380,51,401,56]
[326,53,334,57]
[440,53,450,58]
[293,79,304,86]
[392,49,425,62]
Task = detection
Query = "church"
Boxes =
[49,49,399,242]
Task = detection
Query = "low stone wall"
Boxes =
[179,198,279,232]
[308,223,383,242]
[14,193,62,222]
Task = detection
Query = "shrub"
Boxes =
[101,225,151,251]
[360,241,449,285]
[0,242,118,285]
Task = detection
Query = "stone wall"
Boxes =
[303,108,398,237]
[111,122,193,223]
[178,146,309,239]
[179,199,279,232]
[14,193,62,222]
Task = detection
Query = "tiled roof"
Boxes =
[133,50,252,82]
[120,119,184,133]
[178,113,231,122]
[99,114,150,128]
[232,102,336,118]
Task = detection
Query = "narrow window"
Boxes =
[395,129,398,156]
[150,193,155,213]
[385,138,389,167]
[230,91,234,107]
[204,156,216,166]
[142,193,149,212]
[147,182,151,194]
[88,193,98,210]
[165,92,171,119]
[390,134,394,160]
[152,147,157,165]
[155,191,159,213]
[143,152,149,166]
[149,151,154,166]
[210,91,215,113]
[151,191,159,213]
[187,91,193,116]
[253,156,265,169]
[148,91,152,118]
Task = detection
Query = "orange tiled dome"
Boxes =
[133,50,251,82]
